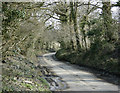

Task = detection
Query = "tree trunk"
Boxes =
[102,1,113,42]
[69,2,77,50]
[70,2,81,51]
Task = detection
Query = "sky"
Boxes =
[44,0,119,30]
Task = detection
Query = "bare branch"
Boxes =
[78,3,102,9]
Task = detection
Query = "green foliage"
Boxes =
[55,49,69,61]
[2,3,25,27]
[56,5,119,75]
[38,77,49,87]
[2,2,51,91]
[87,28,102,37]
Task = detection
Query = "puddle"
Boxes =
[38,65,67,91]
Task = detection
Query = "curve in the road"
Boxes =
[39,52,119,92]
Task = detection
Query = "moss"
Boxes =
[21,83,33,89]
[38,77,49,87]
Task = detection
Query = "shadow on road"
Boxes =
[44,53,120,86]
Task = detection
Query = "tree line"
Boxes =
[2,1,120,75]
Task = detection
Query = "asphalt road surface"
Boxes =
[39,52,119,92]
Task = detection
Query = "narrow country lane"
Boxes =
[38,52,119,92]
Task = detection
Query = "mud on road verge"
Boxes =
[37,55,68,91]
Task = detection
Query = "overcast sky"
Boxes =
[44,0,119,29]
